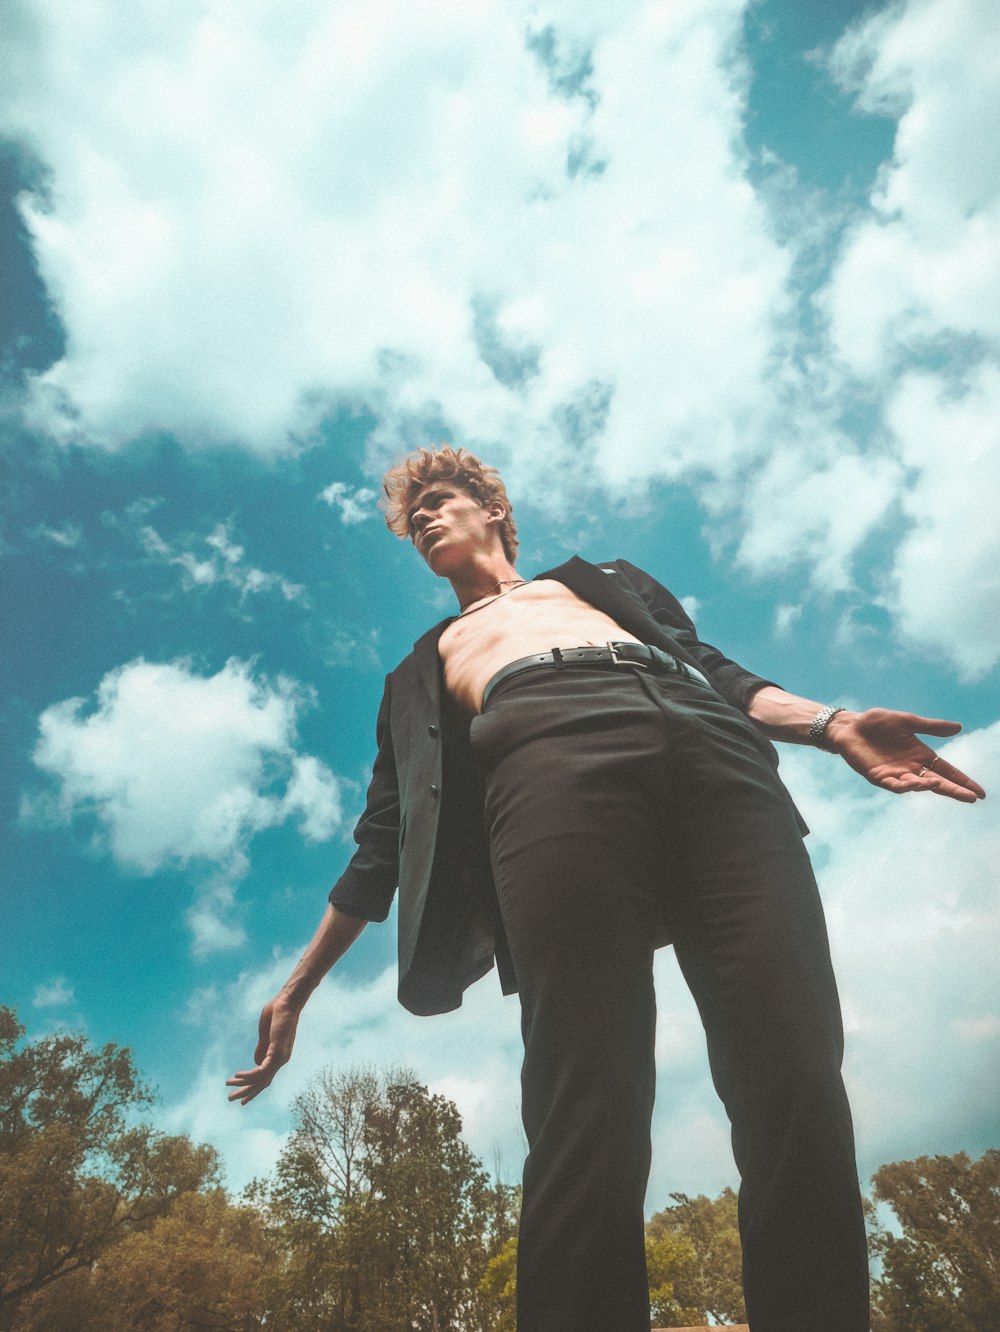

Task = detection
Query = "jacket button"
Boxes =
[429,784,439,799]
[428,724,439,738]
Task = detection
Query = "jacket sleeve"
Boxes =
[328,676,401,922]
[614,558,780,713]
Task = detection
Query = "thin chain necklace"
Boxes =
[458,578,528,616]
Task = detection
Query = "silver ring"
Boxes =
[918,766,930,778]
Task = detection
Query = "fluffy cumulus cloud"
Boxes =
[883,365,1000,678]
[822,0,1000,671]
[3,0,997,667]
[26,657,342,952]
[318,482,379,525]
[826,0,1000,378]
[170,724,999,1198]
[2,0,790,482]
[732,443,903,593]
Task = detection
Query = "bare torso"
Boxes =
[438,578,632,714]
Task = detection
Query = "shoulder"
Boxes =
[600,559,696,629]
[563,555,654,582]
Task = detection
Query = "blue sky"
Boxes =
[2,0,998,1208]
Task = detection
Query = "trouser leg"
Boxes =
[651,680,870,1330]
[492,834,658,1332]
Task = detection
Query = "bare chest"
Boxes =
[438,579,631,713]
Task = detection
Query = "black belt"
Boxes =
[481,641,714,709]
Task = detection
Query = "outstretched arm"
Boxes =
[226,905,367,1106]
[747,685,986,804]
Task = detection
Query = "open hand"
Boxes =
[226,994,300,1106]
[827,709,986,803]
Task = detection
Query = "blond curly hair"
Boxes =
[381,445,519,562]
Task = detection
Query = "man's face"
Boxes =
[407,482,501,575]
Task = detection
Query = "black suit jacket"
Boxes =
[330,556,785,1016]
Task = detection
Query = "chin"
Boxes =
[423,547,453,577]
[425,543,465,577]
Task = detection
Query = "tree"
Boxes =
[869,1149,1000,1331]
[644,1228,701,1329]
[12,1190,274,1331]
[89,1189,272,1330]
[264,1065,518,1331]
[263,1065,384,1329]
[645,1187,747,1326]
[477,1236,517,1332]
[359,1075,508,1331]
[0,1007,218,1327]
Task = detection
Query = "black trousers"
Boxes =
[468,664,869,1332]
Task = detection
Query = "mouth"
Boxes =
[419,526,443,552]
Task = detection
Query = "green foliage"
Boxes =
[15,1191,274,1331]
[645,1228,701,1328]
[477,1236,517,1332]
[869,1149,1000,1332]
[645,1187,747,1326]
[260,1064,519,1331]
[0,1007,219,1327]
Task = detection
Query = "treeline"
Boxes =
[1,1007,997,1330]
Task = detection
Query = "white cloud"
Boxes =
[799,0,1000,669]
[26,657,344,952]
[283,754,343,843]
[5,0,997,669]
[734,445,903,592]
[32,976,75,1007]
[3,0,790,490]
[773,602,802,637]
[826,0,1000,379]
[31,522,82,548]
[318,482,379,525]
[954,1015,1000,1043]
[186,882,248,959]
[882,365,1000,679]
[133,514,306,605]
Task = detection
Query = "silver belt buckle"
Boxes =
[607,641,648,668]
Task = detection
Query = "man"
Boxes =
[228,446,985,1331]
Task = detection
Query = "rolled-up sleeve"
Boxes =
[328,677,401,922]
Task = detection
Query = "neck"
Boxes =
[448,554,522,609]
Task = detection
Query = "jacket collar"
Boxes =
[534,555,663,646]
[409,555,661,700]
[413,616,454,703]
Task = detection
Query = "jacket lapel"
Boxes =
[535,555,673,650]
[413,616,454,706]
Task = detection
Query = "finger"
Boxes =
[228,1083,263,1105]
[927,757,986,799]
[906,716,963,738]
[925,778,981,803]
[883,771,981,803]
[228,1067,268,1083]
[226,1066,274,1104]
